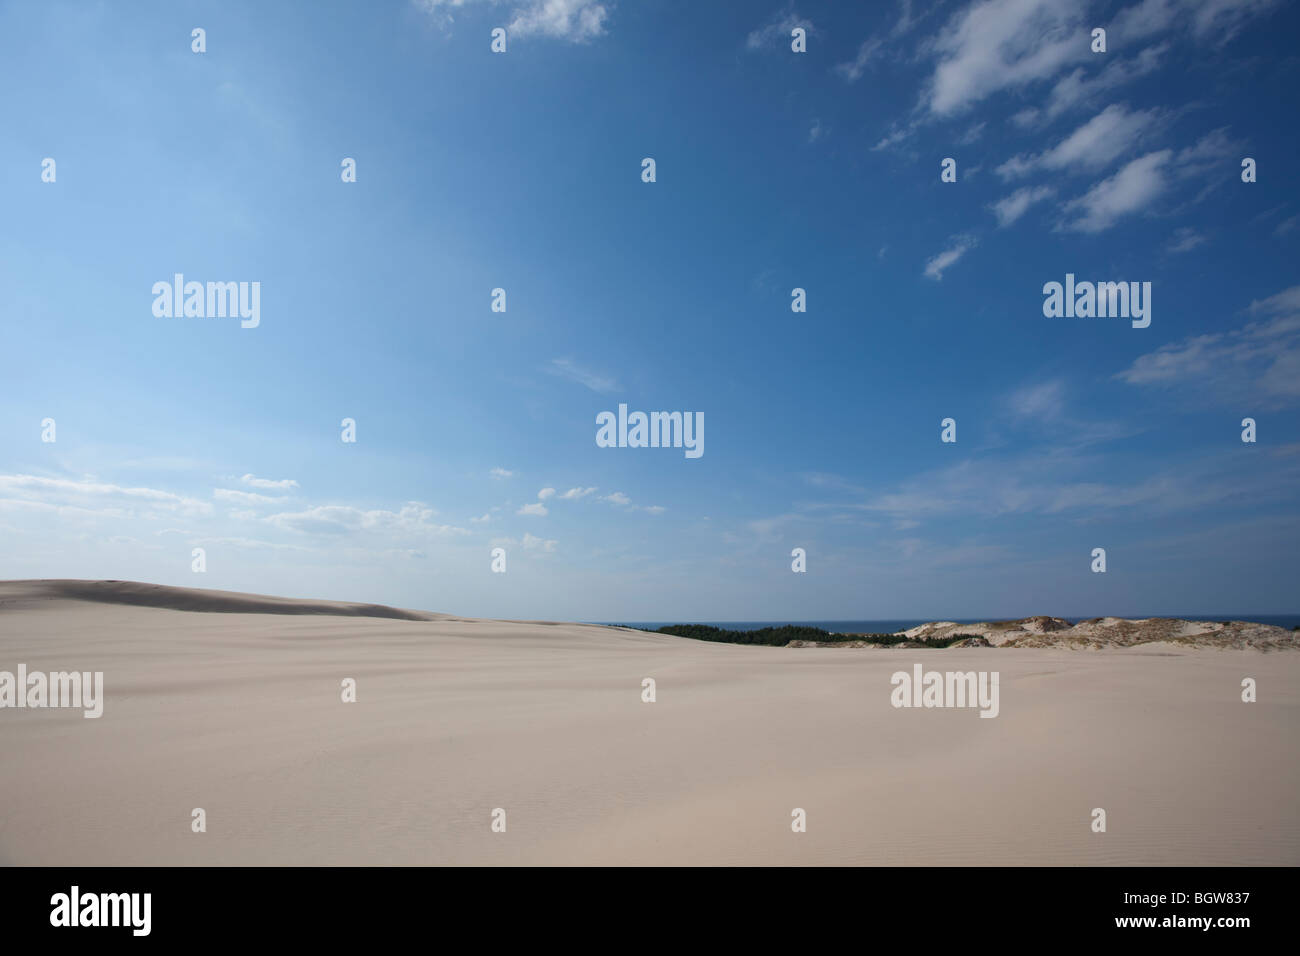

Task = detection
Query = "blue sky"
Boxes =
[1,0,1297,621]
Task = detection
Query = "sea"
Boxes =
[601,615,1300,633]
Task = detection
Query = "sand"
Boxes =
[2,580,1297,866]
[898,615,1300,649]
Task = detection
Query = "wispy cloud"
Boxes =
[1058,149,1170,233]
[836,0,929,82]
[989,185,1055,227]
[1007,380,1066,421]
[215,488,276,505]
[546,357,621,393]
[509,0,608,41]
[1034,44,1167,123]
[870,122,916,152]
[0,475,212,518]
[924,0,1089,117]
[521,532,557,551]
[1058,128,1237,233]
[863,451,1298,523]
[746,9,813,51]
[491,532,557,552]
[597,490,665,514]
[1111,0,1280,46]
[1116,286,1300,407]
[997,104,1162,179]
[834,35,885,82]
[240,474,298,491]
[923,234,978,280]
[415,0,610,43]
[266,502,467,536]
[1166,227,1208,253]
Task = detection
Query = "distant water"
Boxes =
[603,615,1300,633]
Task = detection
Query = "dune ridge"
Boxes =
[0,579,447,621]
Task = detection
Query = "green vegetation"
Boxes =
[636,624,984,648]
[651,624,871,645]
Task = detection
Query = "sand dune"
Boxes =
[2,581,1297,865]
[0,579,449,621]
[893,615,1300,649]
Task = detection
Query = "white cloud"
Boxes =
[1059,149,1170,232]
[537,487,556,500]
[1054,128,1236,233]
[1174,127,1237,178]
[240,474,299,491]
[1010,108,1041,128]
[265,502,466,536]
[1008,380,1066,420]
[546,357,621,393]
[870,122,915,152]
[923,235,978,280]
[560,486,597,499]
[192,535,313,553]
[492,532,558,552]
[989,185,1055,226]
[1117,286,1300,407]
[214,488,276,505]
[509,0,608,42]
[1248,285,1300,319]
[1166,227,1208,253]
[490,467,515,479]
[834,35,884,81]
[1111,0,1278,45]
[836,0,930,81]
[861,452,1290,522]
[517,501,548,516]
[521,532,557,552]
[925,0,1089,116]
[997,105,1161,179]
[591,490,664,513]
[746,11,813,51]
[416,0,609,43]
[1037,44,1166,122]
[0,475,212,517]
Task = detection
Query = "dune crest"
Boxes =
[0,579,446,621]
